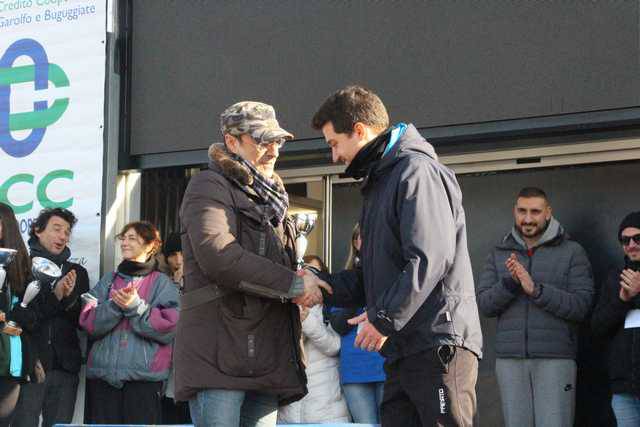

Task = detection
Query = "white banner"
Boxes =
[0,0,106,284]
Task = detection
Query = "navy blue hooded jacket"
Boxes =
[323,124,483,362]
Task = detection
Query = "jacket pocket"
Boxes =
[237,207,270,257]
[216,295,281,377]
[430,292,456,337]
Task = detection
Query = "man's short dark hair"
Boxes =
[29,208,77,240]
[311,85,390,134]
[516,187,548,201]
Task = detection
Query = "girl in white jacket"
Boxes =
[277,304,351,424]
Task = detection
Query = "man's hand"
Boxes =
[53,279,65,301]
[620,268,640,302]
[53,270,77,300]
[61,270,77,297]
[505,254,520,283]
[348,312,387,352]
[506,253,536,296]
[111,284,140,309]
[292,269,332,308]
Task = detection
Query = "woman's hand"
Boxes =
[111,285,139,309]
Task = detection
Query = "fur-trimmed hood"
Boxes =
[208,143,285,191]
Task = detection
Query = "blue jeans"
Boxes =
[612,393,640,427]
[342,381,384,424]
[189,389,278,427]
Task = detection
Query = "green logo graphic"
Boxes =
[0,38,69,158]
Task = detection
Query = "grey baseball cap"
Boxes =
[220,101,294,143]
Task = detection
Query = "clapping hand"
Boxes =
[620,268,640,302]
[505,253,536,296]
[61,270,77,297]
[292,269,332,308]
[348,312,387,352]
[53,270,77,300]
[111,284,139,309]
[505,254,520,283]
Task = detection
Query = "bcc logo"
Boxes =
[0,39,73,214]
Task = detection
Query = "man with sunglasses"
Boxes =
[174,101,331,427]
[592,212,640,426]
[477,187,594,427]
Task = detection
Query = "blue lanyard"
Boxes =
[382,123,407,157]
[9,295,21,377]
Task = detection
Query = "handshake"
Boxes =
[292,268,332,308]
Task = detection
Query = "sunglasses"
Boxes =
[620,234,640,246]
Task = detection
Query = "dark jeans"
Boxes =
[13,369,79,427]
[0,377,20,427]
[86,378,162,425]
[381,346,478,427]
[161,396,192,424]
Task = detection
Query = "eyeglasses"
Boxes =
[118,234,141,243]
[244,136,285,150]
[620,234,640,246]
[256,138,285,149]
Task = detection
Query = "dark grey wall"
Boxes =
[130,1,639,156]
[331,160,639,426]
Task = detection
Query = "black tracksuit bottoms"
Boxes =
[381,345,478,427]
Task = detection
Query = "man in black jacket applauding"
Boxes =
[13,208,89,427]
[592,211,640,426]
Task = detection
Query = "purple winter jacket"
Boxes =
[79,270,179,388]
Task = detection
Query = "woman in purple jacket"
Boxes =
[79,221,179,425]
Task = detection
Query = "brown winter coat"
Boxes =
[174,144,307,404]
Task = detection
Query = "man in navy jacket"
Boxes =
[309,86,482,426]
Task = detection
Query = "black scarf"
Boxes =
[625,257,640,272]
[230,153,289,226]
[28,237,70,267]
[344,128,392,180]
[117,258,157,277]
